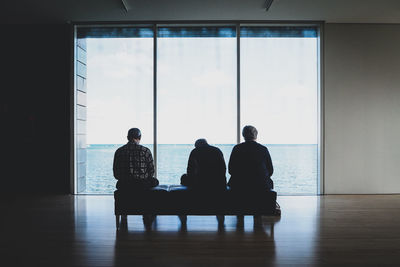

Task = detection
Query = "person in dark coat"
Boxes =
[180,138,227,227]
[228,125,274,191]
[228,125,277,225]
[181,138,227,191]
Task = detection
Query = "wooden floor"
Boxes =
[1,195,400,266]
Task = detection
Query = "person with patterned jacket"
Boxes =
[113,128,159,191]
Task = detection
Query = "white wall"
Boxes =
[324,23,400,194]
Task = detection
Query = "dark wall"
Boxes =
[1,24,71,194]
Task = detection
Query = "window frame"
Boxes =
[71,22,324,195]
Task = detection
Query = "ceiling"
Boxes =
[1,0,400,24]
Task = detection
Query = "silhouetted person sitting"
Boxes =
[228,125,277,223]
[228,125,274,191]
[113,128,159,228]
[181,138,227,191]
[113,128,159,191]
[180,138,227,227]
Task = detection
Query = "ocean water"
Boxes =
[85,144,318,195]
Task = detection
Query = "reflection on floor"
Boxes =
[1,195,400,266]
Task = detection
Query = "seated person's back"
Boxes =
[113,128,159,191]
[181,139,227,191]
[228,125,274,191]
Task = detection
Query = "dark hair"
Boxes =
[195,138,208,148]
[242,125,258,141]
[127,128,141,141]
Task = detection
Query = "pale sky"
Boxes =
[86,35,318,145]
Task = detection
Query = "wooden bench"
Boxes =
[114,185,278,229]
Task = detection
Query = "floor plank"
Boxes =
[1,195,400,266]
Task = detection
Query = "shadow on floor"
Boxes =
[114,216,280,266]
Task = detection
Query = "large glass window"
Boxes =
[157,27,237,183]
[240,27,318,194]
[81,27,153,193]
[75,25,320,195]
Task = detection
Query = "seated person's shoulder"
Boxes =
[233,143,242,149]
[140,145,151,153]
[115,144,126,154]
[190,147,200,155]
[256,142,269,153]
[241,141,266,152]
[233,142,246,150]
[256,142,267,149]
[209,145,222,152]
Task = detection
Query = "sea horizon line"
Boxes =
[87,143,318,146]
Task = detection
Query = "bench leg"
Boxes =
[253,215,262,226]
[216,215,225,225]
[115,215,120,230]
[236,215,244,229]
[270,222,274,238]
[143,214,156,227]
[178,215,187,225]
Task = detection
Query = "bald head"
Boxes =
[195,138,208,148]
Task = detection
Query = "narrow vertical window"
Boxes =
[157,26,237,184]
[76,27,154,193]
[240,27,319,194]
